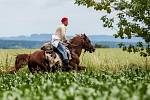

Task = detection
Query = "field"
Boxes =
[0,48,150,100]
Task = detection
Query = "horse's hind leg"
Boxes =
[3,54,29,74]
[12,54,29,73]
[28,61,37,74]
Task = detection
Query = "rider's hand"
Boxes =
[63,40,68,43]
[63,40,70,47]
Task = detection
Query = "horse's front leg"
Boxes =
[78,65,86,70]
[69,52,86,71]
[69,58,86,71]
[69,60,78,70]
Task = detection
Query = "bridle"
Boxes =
[68,40,90,53]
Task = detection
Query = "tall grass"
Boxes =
[81,48,150,72]
[0,48,149,72]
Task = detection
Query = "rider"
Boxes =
[51,17,71,71]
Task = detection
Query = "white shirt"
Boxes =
[51,24,67,47]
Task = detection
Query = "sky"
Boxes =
[0,0,116,37]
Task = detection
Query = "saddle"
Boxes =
[41,42,71,67]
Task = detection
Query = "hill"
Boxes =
[0,33,144,42]
[0,33,144,49]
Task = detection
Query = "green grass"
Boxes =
[0,48,150,71]
[0,48,150,100]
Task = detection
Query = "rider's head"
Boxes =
[61,17,68,26]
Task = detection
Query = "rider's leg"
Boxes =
[57,43,71,71]
[57,43,68,60]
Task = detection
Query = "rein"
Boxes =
[69,43,83,49]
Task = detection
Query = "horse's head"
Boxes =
[80,34,95,53]
[70,34,95,53]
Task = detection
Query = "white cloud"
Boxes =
[0,0,115,37]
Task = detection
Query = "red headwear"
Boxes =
[61,17,68,23]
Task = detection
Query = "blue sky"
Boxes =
[0,0,116,37]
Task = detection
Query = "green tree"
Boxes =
[75,0,150,57]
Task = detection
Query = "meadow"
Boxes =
[0,48,150,100]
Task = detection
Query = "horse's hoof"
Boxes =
[77,66,86,71]
[62,66,72,72]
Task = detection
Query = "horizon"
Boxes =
[0,33,144,44]
[0,33,114,38]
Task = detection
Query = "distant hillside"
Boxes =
[0,33,144,43]
[0,40,140,49]
[0,33,145,49]
[0,34,51,41]
[0,40,44,49]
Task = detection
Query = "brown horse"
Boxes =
[5,34,95,73]
[69,34,95,70]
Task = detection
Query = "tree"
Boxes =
[75,0,150,57]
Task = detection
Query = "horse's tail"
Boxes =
[0,54,30,74]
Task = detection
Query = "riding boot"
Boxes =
[62,59,71,71]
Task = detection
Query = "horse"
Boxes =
[68,34,95,70]
[4,34,95,73]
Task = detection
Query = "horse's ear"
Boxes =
[81,34,84,38]
[82,34,87,39]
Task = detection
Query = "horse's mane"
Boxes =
[69,34,83,43]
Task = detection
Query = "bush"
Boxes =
[95,43,109,48]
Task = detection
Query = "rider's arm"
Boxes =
[60,26,67,43]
